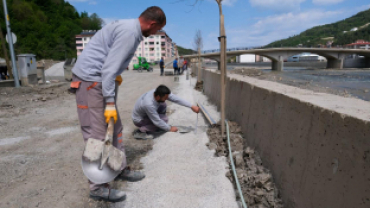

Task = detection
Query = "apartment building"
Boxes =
[76,30,177,68]
[75,30,97,56]
[130,30,176,67]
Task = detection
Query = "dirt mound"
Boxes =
[194,81,203,91]
[207,122,284,208]
[231,67,264,77]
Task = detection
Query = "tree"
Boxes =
[0,0,104,60]
[184,0,228,136]
[89,13,104,30]
[193,29,203,83]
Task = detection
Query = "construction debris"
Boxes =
[207,121,284,208]
[194,81,203,91]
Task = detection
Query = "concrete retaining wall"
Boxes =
[202,68,370,208]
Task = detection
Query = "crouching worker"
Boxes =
[132,85,200,139]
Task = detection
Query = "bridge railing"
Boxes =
[201,46,348,54]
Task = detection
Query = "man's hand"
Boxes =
[170,126,178,132]
[115,75,123,86]
[104,103,118,123]
[191,105,200,113]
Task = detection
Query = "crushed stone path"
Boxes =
[114,73,238,208]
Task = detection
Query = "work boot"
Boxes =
[133,129,154,140]
[116,167,145,182]
[89,187,126,202]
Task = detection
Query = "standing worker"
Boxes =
[160,57,164,76]
[70,6,166,202]
[183,59,188,71]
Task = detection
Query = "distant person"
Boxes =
[160,57,164,76]
[132,85,200,139]
[178,57,184,74]
[183,59,187,71]
[173,58,178,75]
[69,6,166,203]
[0,66,8,80]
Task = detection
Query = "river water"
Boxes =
[205,63,370,101]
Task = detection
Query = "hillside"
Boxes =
[178,46,195,55]
[266,9,370,47]
[0,0,103,60]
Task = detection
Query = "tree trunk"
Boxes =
[0,28,12,79]
[197,48,201,82]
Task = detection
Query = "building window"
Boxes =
[161,36,165,39]
[138,47,141,51]
[84,38,87,41]
[157,53,160,56]
[146,53,148,57]
[139,53,141,56]
[76,44,83,47]
[145,42,148,45]
[145,48,148,51]
[76,38,82,41]
[156,42,159,45]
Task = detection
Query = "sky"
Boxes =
[66,0,370,50]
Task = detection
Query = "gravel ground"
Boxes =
[113,74,239,208]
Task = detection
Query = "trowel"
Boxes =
[81,118,126,184]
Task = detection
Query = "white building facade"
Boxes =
[76,30,177,69]
[129,30,176,68]
[75,30,97,56]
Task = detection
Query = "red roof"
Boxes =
[345,39,370,46]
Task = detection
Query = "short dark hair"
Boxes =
[139,6,166,25]
[154,85,171,98]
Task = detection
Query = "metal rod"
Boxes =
[195,113,198,134]
[226,119,248,208]
[2,0,19,87]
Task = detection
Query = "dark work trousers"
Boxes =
[71,74,126,190]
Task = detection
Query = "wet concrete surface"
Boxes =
[206,63,370,101]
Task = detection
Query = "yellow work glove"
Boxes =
[104,104,117,123]
[115,75,123,86]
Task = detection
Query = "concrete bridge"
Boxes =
[183,48,370,71]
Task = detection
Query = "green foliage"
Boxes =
[266,9,370,48]
[177,46,195,55]
[0,0,104,60]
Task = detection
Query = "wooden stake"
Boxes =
[197,48,201,83]
[220,13,226,137]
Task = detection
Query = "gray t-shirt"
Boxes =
[72,19,143,102]
[132,89,192,131]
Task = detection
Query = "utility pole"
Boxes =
[2,0,19,87]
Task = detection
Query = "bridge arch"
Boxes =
[184,48,370,71]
